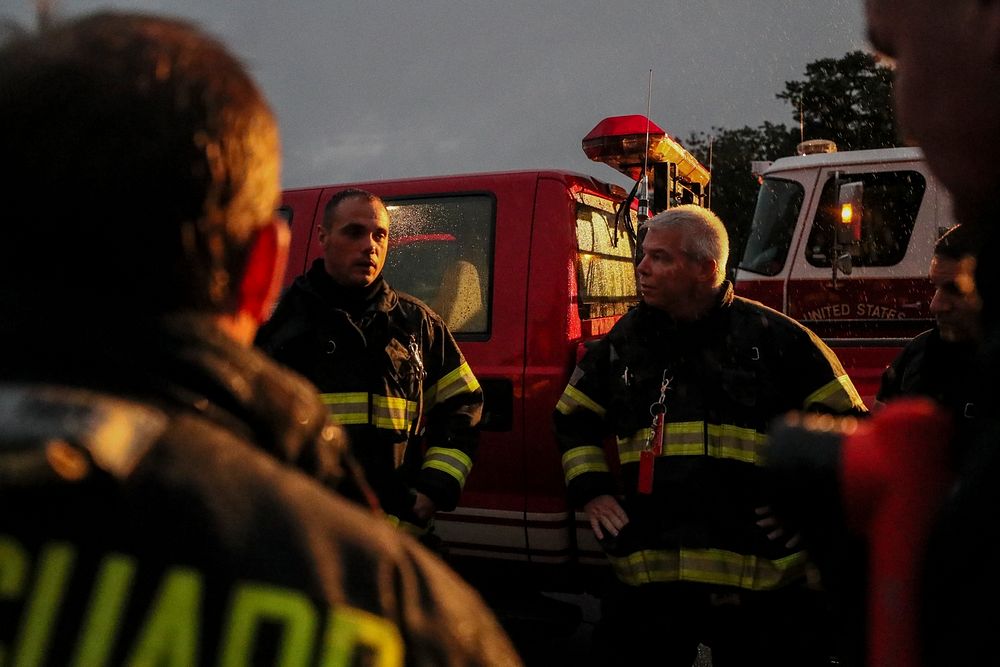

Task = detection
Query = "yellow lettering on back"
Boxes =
[220,583,318,667]
[127,568,201,666]
[319,606,403,667]
[71,554,137,667]
[0,535,30,665]
[12,542,76,667]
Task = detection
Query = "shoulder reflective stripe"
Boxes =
[372,396,417,431]
[618,422,766,465]
[561,446,610,482]
[606,548,808,590]
[221,584,317,667]
[73,554,137,667]
[126,568,201,666]
[422,447,472,487]
[425,362,480,408]
[320,393,369,426]
[556,385,607,417]
[12,542,74,667]
[320,606,404,667]
[804,374,865,413]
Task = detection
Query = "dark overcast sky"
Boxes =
[7,1,867,188]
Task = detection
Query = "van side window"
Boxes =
[382,195,494,338]
[277,205,293,226]
[806,171,926,268]
[575,205,639,319]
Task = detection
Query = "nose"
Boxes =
[636,255,650,276]
[930,289,949,316]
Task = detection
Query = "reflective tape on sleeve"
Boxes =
[804,375,865,413]
[555,385,606,417]
[561,446,610,483]
[422,447,473,488]
[319,393,369,425]
[607,547,808,590]
[425,362,480,408]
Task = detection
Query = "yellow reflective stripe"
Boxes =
[320,393,368,425]
[384,515,430,537]
[607,548,808,590]
[805,374,865,413]
[422,447,473,487]
[372,395,417,430]
[556,385,607,417]
[619,422,765,464]
[425,362,480,408]
[561,445,610,482]
[706,424,766,464]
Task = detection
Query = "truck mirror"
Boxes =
[837,182,864,246]
[836,251,853,276]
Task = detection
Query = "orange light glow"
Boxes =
[841,203,854,224]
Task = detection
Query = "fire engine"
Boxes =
[276,116,705,621]
[735,144,956,404]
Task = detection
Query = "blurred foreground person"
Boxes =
[554,205,865,666]
[0,12,519,665]
[849,1,1000,664]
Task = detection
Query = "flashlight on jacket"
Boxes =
[766,398,954,667]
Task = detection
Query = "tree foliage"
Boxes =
[683,50,898,272]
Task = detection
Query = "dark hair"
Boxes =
[935,224,982,260]
[0,12,279,316]
[322,188,385,230]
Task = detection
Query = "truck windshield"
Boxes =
[382,195,493,337]
[575,203,638,319]
[739,178,805,276]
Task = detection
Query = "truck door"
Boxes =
[785,164,939,340]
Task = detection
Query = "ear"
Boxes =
[698,257,720,285]
[236,218,289,325]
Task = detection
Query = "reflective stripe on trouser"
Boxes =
[805,374,865,413]
[425,362,480,408]
[607,547,809,590]
[555,384,606,417]
[562,445,610,483]
[422,447,472,488]
[618,422,766,465]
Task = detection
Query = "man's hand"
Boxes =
[413,492,437,523]
[584,495,629,541]
[755,505,802,549]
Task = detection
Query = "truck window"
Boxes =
[575,204,638,319]
[806,170,926,267]
[382,195,493,337]
[740,178,805,276]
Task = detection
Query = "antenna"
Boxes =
[799,95,805,143]
[638,69,653,222]
[707,136,714,210]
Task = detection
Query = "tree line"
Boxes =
[683,51,898,271]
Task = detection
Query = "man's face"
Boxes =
[929,254,982,343]
[318,196,389,288]
[636,226,709,319]
[865,0,1000,219]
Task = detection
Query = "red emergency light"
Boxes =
[583,115,711,188]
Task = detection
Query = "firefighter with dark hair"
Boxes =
[876,224,983,453]
[0,12,519,665]
[257,188,483,537]
[553,205,866,666]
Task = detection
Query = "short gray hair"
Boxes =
[643,205,729,286]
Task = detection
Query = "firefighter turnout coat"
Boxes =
[0,316,520,666]
[257,261,483,526]
[554,284,866,591]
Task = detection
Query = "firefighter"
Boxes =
[256,189,483,537]
[876,224,984,456]
[553,205,866,666]
[0,12,520,665]
[864,0,1000,664]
